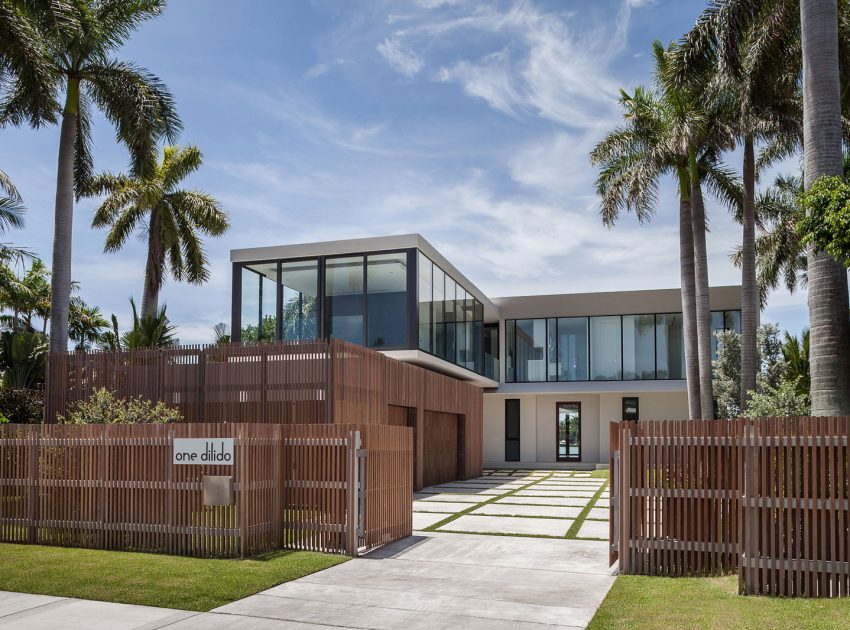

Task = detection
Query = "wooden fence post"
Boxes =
[26,425,38,543]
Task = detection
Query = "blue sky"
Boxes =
[1,0,808,344]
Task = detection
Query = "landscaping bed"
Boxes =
[588,574,850,630]
[0,543,348,611]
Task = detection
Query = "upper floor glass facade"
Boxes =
[505,310,741,383]
[235,248,498,380]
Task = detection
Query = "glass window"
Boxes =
[483,323,499,380]
[325,255,364,345]
[623,314,656,380]
[455,286,466,365]
[656,313,685,379]
[725,310,741,333]
[514,319,547,382]
[506,320,516,382]
[557,317,588,381]
[547,318,557,382]
[281,259,317,341]
[417,253,432,352]
[590,316,622,380]
[444,276,456,362]
[711,310,725,359]
[432,266,445,359]
[241,263,277,342]
[367,252,407,348]
[474,299,484,374]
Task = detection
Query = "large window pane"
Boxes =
[326,256,364,345]
[444,276,456,362]
[367,252,407,348]
[418,252,432,352]
[506,320,515,382]
[433,266,445,358]
[711,310,725,359]
[455,286,466,365]
[623,314,656,379]
[241,263,277,342]
[514,319,547,382]
[483,322,498,380]
[282,259,317,341]
[474,299,484,374]
[725,310,741,333]
[547,318,557,381]
[590,316,622,380]
[656,313,685,379]
[557,317,588,381]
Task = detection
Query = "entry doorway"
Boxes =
[556,402,581,462]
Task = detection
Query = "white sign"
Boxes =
[173,438,235,465]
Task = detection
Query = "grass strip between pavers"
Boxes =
[421,472,556,532]
[565,477,609,539]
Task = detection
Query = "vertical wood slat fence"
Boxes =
[45,338,483,486]
[0,422,412,558]
[609,417,850,597]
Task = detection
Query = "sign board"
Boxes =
[172,438,235,465]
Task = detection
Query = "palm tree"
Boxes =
[89,145,228,318]
[68,296,108,351]
[800,0,850,414]
[782,328,810,396]
[212,322,230,345]
[679,0,850,415]
[592,41,739,419]
[98,314,121,351]
[122,297,177,348]
[676,9,802,410]
[0,1,181,354]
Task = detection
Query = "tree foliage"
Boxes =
[798,175,850,265]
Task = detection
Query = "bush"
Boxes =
[0,387,44,424]
[742,378,811,418]
[58,388,182,425]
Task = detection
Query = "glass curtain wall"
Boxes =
[417,252,486,375]
[281,259,318,341]
[505,311,739,383]
[711,310,742,359]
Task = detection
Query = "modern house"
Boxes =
[231,234,741,470]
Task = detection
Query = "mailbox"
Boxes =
[203,475,234,506]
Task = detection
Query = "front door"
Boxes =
[556,402,581,462]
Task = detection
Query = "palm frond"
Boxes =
[162,145,203,190]
[0,196,25,233]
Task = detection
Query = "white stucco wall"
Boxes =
[483,390,689,466]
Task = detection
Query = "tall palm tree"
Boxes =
[89,145,228,317]
[679,0,850,415]
[800,0,850,414]
[677,4,802,410]
[122,297,177,348]
[782,328,810,396]
[590,45,740,419]
[0,0,181,354]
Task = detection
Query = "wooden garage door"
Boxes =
[423,410,459,487]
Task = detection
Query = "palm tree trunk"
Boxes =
[801,0,850,415]
[740,135,759,412]
[678,165,701,420]
[48,79,79,356]
[141,207,162,318]
[689,149,715,420]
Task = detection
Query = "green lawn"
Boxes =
[0,543,348,611]
[590,468,610,479]
[589,575,850,630]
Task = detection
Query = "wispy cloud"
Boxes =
[377,37,424,76]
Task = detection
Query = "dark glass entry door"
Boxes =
[556,402,581,462]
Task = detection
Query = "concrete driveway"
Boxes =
[1,469,615,629]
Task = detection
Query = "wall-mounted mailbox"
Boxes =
[203,475,234,506]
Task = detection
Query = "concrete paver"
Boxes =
[412,500,470,513]
[496,495,591,507]
[576,519,609,539]
[472,503,583,519]
[439,514,573,536]
[412,512,450,530]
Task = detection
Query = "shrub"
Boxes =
[0,387,44,424]
[58,388,182,425]
[0,331,47,388]
[742,378,811,418]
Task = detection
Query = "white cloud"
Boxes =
[377,37,425,77]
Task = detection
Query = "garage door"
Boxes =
[423,411,459,487]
